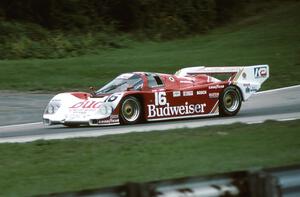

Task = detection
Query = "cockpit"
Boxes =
[96,73,143,94]
[145,73,164,88]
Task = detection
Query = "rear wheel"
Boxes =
[219,86,242,116]
[120,96,142,124]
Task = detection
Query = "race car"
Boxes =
[43,65,269,127]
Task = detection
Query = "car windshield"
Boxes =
[96,73,143,94]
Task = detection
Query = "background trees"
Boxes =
[0,0,273,59]
[0,0,254,34]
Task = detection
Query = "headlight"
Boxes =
[44,100,61,114]
[98,104,113,115]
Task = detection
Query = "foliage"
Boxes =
[0,0,233,33]
[0,21,127,59]
[0,0,288,59]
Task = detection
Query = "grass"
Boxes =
[0,1,299,92]
[0,119,299,196]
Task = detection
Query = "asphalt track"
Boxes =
[0,85,300,143]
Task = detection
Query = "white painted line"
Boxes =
[1,112,300,143]
[277,118,298,122]
[0,122,44,133]
[0,122,42,129]
[246,120,264,124]
[256,84,300,94]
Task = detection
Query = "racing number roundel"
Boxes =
[154,92,167,106]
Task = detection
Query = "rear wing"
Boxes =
[175,65,269,100]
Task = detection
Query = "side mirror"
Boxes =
[89,86,96,97]
[126,85,133,91]
[127,85,142,91]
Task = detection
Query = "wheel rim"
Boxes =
[121,98,140,122]
[223,90,240,112]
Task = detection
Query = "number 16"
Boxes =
[154,92,167,106]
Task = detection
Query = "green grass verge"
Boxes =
[0,1,299,92]
[0,119,300,196]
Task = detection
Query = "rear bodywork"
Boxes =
[43,65,269,126]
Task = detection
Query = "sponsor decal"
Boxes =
[150,91,206,118]
[96,115,119,124]
[246,86,258,93]
[183,91,193,96]
[107,95,118,102]
[98,118,119,124]
[92,115,120,124]
[67,107,98,120]
[242,72,247,79]
[148,102,206,118]
[209,92,219,98]
[110,115,119,119]
[67,112,89,120]
[243,83,251,87]
[70,101,102,109]
[173,91,181,97]
[254,66,267,78]
[208,84,224,89]
[169,76,175,82]
[196,90,207,95]
[152,89,164,93]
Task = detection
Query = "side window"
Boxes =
[154,75,163,86]
[147,74,164,88]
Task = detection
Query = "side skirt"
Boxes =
[147,112,219,122]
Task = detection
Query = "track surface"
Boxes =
[0,85,300,143]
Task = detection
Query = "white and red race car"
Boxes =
[43,65,269,127]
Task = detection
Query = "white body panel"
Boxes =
[176,65,269,100]
[43,92,124,126]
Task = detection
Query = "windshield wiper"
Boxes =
[127,79,143,90]
[98,81,127,93]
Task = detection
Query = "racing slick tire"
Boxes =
[120,96,142,124]
[219,86,242,116]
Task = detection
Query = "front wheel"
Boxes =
[219,86,242,116]
[120,96,142,124]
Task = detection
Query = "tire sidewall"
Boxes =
[120,96,142,124]
[219,86,242,116]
